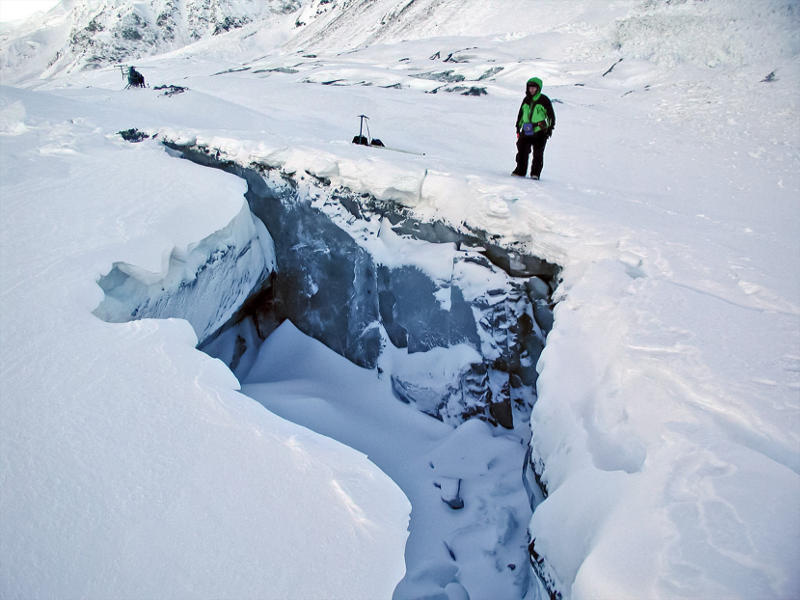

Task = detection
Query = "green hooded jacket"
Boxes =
[516,77,556,134]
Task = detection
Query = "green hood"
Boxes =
[526,77,543,100]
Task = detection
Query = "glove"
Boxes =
[547,127,553,139]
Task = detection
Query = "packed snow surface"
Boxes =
[1,0,799,599]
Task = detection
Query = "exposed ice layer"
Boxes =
[351,194,560,282]
[377,264,479,353]
[173,143,558,428]
[94,203,275,344]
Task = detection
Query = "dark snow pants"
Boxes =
[514,132,548,177]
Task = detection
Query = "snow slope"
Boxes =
[0,87,408,599]
[1,0,799,598]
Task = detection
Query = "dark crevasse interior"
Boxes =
[103,134,563,598]
[164,142,560,430]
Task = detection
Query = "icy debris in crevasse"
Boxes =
[94,204,275,345]
[436,477,464,509]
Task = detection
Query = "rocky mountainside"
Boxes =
[0,0,302,82]
[5,0,796,87]
[0,0,637,84]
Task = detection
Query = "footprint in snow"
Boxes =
[487,197,511,216]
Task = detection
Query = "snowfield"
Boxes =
[0,98,409,599]
[1,1,799,599]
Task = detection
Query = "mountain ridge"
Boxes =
[0,0,302,82]
[3,0,797,88]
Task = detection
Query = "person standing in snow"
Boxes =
[127,66,145,88]
[512,77,555,180]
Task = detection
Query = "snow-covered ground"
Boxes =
[0,87,409,599]
[1,0,799,598]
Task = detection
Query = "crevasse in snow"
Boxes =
[160,139,560,429]
[97,134,562,598]
[2,0,799,599]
